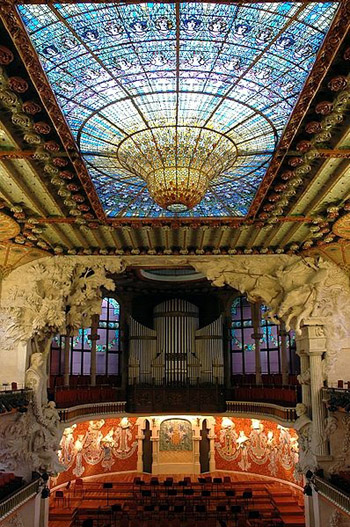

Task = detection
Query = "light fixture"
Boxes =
[251,419,261,430]
[117,126,237,212]
[236,431,249,448]
[303,484,312,496]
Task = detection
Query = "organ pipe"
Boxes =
[128,299,224,385]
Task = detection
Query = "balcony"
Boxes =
[226,400,296,424]
[52,381,298,425]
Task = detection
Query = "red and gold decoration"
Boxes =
[215,417,300,485]
[55,418,138,486]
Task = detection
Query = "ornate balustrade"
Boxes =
[0,479,40,520]
[226,400,297,424]
[58,401,126,423]
[315,476,350,514]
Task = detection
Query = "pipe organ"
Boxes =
[128,299,224,385]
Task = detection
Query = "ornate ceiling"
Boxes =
[0,0,350,270]
[18,2,337,217]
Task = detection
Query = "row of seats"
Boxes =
[0,390,29,414]
[231,374,299,386]
[51,375,121,388]
[54,386,122,408]
[0,472,23,501]
[230,386,298,404]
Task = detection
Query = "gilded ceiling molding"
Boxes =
[0,2,106,222]
[249,0,350,218]
[258,67,350,238]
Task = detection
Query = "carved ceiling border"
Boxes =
[248,0,350,218]
[1,0,349,226]
[0,0,106,223]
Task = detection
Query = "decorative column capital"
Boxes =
[297,323,327,356]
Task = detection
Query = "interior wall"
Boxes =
[214,417,301,486]
[0,341,28,387]
[53,415,300,486]
[53,417,138,487]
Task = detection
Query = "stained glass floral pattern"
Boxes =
[19,2,337,217]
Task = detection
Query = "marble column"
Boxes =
[63,334,70,387]
[137,431,144,472]
[309,350,327,456]
[89,314,100,387]
[251,302,262,385]
[151,419,159,474]
[296,345,311,413]
[279,321,289,386]
[208,430,216,472]
[193,435,201,474]
[298,321,328,456]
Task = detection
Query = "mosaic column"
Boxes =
[296,342,311,413]
[251,302,262,385]
[89,314,100,387]
[63,333,70,387]
[298,321,327,456]
[279,321,289,386]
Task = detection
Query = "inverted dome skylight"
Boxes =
[19,2,338,217]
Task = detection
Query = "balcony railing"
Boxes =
[128,383,226,413]
[58,401,126,423]
[226,400,296,423]
[315,476,350,514]
[0,479,40,520]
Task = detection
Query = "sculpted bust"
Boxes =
[294,403,312,431]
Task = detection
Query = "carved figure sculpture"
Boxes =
[25,352,48,421]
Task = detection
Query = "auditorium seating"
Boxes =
[0,389,29,415]
[54,386,123,408]
[230,385,298,405]
[49,475,305,527]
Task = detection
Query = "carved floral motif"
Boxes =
[0,45,14,65]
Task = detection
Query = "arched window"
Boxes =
[231,296,297,378]
[50,296,121,379]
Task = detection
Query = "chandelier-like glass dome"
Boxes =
[118,126,237,211]
[19,2,337,217]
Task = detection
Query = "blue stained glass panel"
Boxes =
[19,2,337,217]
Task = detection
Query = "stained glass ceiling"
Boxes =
[19,2,338,218]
